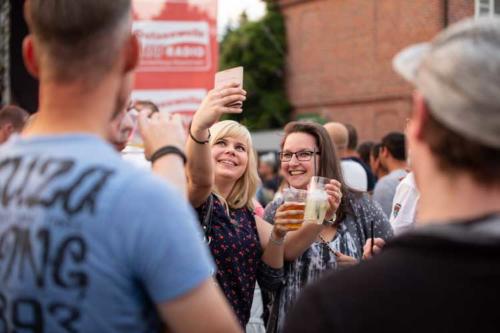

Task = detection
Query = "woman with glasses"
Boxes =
[186,85,335,328]
[264,121,393,332]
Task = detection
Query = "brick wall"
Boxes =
[448,0,475,24]
[278,0,474,142]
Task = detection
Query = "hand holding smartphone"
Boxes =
[214,66,244,108]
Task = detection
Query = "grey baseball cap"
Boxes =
[393,17,500,148]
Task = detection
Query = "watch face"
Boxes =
[322,213,337,226]
[322,219,334,226]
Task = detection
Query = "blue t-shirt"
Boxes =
[0,134,214,332]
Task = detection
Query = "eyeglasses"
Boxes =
[126,100,160,115]
[279,150,319,162]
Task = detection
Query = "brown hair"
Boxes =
[281,121,353,221]
[344,123,358,150]
[422,112,500,187]
[25,0,131,83]
[0,105,29,130]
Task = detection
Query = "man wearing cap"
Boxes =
[283,17,500,333]
[0,0,241,332]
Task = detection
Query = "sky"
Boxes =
[217,0,266,38]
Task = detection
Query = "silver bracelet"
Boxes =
[269,232,285,246]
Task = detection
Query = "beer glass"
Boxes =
[281,188,307,230]
[304,176,330,224]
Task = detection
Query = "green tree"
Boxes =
[219,1,290,130]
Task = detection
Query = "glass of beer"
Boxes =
[304,176,330,224]
[281,188,307,230]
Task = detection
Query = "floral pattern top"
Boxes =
[196,194,262,327]
[263,193,393,332]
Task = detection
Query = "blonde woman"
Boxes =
[186,84,342,327]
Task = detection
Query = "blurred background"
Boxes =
[1,0,498,152]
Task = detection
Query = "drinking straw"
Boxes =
[370,219,374,256]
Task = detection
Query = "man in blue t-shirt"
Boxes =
[0,1,241,332]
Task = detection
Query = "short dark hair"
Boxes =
[371,143,383,159]
[344,123,358,150]
[0,105,29,130]
[357,141,374,166]
[422,112,500,187]
[381,132,406,161]
[25,0,131,82]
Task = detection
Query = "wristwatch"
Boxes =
[323,213,337,226]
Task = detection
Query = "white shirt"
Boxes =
[341,160,368,192]
[390,172,419,235]
[121,145,150,169]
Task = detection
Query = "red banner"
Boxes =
[132,0,217,120]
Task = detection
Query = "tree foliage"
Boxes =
[219,1,290,130]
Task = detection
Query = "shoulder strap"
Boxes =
[201,194,214,244]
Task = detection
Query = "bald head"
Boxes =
[323,122,348,154]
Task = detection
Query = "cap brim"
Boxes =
[392,43,431,83]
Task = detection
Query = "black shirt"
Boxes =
[284,215,500,333]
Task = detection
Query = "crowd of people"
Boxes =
[0,1,499,332]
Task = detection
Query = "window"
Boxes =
[475,0,500,17]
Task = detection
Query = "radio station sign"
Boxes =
[134,21,211,72]
[132,0,217,119]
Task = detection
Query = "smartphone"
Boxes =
[214,66,244,108]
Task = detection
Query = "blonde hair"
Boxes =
[210,120,260,210]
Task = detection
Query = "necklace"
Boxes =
[318,233,337,256]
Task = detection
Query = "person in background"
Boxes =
[120,99,159,169]
[373,132,408,217]
[357,140,374,169]
[264,121,392,332]
[0,104,29,143]
[370,142,388,181]
[107,102,135,152]
[284,17,500,333]
[324,122,368,192]
[343,123,376,191]
[106,101,188,196]
[256,152,281,207]
[389,120,419,235]
[343,123,360,158]
[390,171,419,235]
[0,0,241,331]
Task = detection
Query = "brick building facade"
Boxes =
[277,0,474,141]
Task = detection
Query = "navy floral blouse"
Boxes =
[196,194,262,327]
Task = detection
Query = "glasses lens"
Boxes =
[280,152,291,161]
[297,151,312,161]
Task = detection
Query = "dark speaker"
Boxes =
[9,0,38,113]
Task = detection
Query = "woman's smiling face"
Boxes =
[211,135,248,181]
[281,132,319,190]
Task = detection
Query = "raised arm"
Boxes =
[138,112,188,196]
[186,83,246,207]
[257,211,324,262]
[262,179,343,261]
